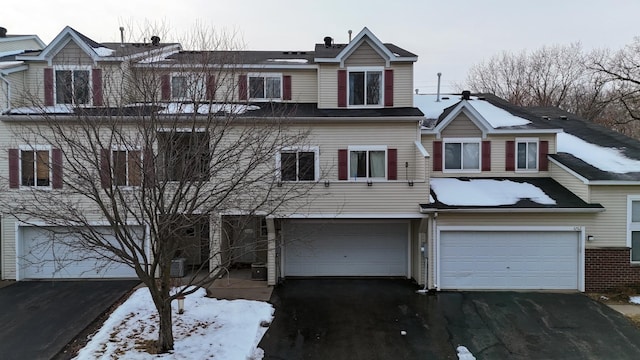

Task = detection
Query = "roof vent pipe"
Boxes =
[462,90,471,100]
[0,27,7,38]
[119,27,125,47]
[151,36,160,46]
[436,72,442,102]
[324,36,332,48]
[348,30,352,42]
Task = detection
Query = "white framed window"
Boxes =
[348,145,387,180]
[111,147,142,187]
[516,138,538,171]
[171,73,205,100]
[277,146,319,182]
[54,65,91,105]
[443,138,481,172]
[19,145,52,188]
[628,195,640,263]
[248,73,282,100]
[348,66,383,107]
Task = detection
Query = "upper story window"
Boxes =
[170,74,205,100]
[158,131,210,181]
[277,147,319,182]
[443,138,480,172]
[628,196,640,263]
[348,145,387,180]
[55,67,90,105]
[20,145,51,188]
[516,138,538,171]
[348,67,382,107]
[112,149,142,187]
[249,73,282,100]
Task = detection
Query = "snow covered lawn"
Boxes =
[630,296,640,305]
[75,287,274,359]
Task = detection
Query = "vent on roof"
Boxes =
[560,115,568,120]
[324,36,333,48]
[462,90,471,100]
[477,96,486,100]
[0,27,6,38]
[151,36,160,46]
[542,116,550,120]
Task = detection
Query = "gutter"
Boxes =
[419,207,604,214]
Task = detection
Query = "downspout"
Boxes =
[416,215,429,294]
[0,71,9,113]
[432,211,438,290]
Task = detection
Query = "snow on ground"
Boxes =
[430,178,556,206]
[74,287,274,360]
[456,346,476,360]
[630,296,640,305]
[159,103,260,115]
[557,132,640,174]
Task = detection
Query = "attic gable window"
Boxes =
[348,67,382,107]
[55,67,90,105]
[248,73,282,100]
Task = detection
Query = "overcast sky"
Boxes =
[4,0,639,93]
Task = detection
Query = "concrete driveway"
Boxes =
[0,280,139,360]
[259,279,640,360]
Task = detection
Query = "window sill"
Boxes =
[248,98,283,102]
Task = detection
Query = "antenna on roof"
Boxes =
[348,30,352,42]
[119,27,125,47]
[436,73,442,102]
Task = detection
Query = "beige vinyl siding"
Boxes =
[392,63,413,107]
[588,186,640,248]
[317,64,338,108]
[2,217,16,279]
[52,41,94,66]
[286,70,317,103]
[278,121,428,215]
[549,161,589,202]
[440,113,482,137]
[18,62,46,106]
[422,133,556,178]
[6,71,27,108]
[0,38,42,52]
[344,41,386,67]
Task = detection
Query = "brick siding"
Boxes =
[585,248,640,292]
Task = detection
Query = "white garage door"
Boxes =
[439,230,580,290]
[20,226,140,279]
[284,221,408,277]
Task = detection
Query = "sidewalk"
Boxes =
[207,268,273,301]
[608,304,640,317]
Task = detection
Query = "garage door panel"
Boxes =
[284,222,408,277]
[21,226,140,279]
[440,230,579,290]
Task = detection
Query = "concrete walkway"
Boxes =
[207,268,273,301]
[609,304,640,316]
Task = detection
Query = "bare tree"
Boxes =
[1,27,315,353]
[465,43,610,122]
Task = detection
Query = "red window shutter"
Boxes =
[143,147,155,187]
[51,149,63,189]
[8,148,19,188]
[283,75,292,100]
[481,141,491,171]
[388,148,397,180]
[338,149,348,180]
[506,141,515,171]
[337,70,347,107]
[92,69,103,106]
[206,75,216,101]
[384,69,394,107]
[160,74,170,100]
[433,141,442,171]
[100,148,111,188]
[539,140,549,171]
[238,75,247,101]
[44,68,54,106]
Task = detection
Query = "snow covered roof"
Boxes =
[416,93,559,133]
[423,177,603,211]
[528,106,640,183]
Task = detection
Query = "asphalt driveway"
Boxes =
[0,280,139,360]
[259,279,640,360]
